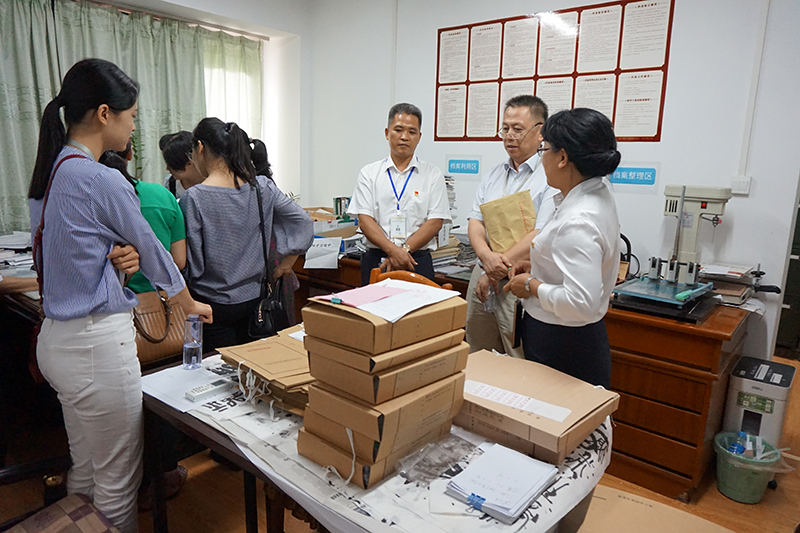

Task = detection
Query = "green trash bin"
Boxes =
[713,432,781,504]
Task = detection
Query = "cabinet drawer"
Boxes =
[606,317,721,371]
[610,352,708,412]
[613,421,698,477]
[615,392,704,445]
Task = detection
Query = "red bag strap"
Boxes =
[33,153,89,302]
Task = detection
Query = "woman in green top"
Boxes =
[99,145,186,292]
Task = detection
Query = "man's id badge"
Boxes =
[390,215,408,240]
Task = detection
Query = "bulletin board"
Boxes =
[434,0,675,142]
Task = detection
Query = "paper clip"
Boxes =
[467,493,485,511]
[331,297,342,304]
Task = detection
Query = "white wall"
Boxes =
[390,0,800,358]
[119,0,800,358]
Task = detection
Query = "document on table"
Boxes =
[142,354,243,413]
[317,284,408,307]
[357,279,460,323]
[304,237,342,269]
[445,444,559,525]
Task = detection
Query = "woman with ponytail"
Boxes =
[181,118,313,350]
[504,108,621,388]
[28,58,212,533]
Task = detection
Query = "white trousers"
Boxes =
[465,266,524,359]
[37,311,142,533]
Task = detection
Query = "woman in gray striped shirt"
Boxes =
[181,118,313,350]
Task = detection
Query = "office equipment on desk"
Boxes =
[185,378,234,401]
[664,185,732,265]
[611,275,717,322]
[445,443,559,525]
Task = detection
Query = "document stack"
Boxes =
[218,325,314,416]
[445,443,559,524]
[444,175,457,223]
[431,234,461,271]
[298,284,469,488]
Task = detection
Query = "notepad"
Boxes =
[445,444,558,524]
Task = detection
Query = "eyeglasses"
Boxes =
[186,149,194,162]
[536,142,553,156]
[498,122,543,141]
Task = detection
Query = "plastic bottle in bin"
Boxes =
[183,314,202,369]
[727,431,748,455]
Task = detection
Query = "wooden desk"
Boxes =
[604,305,749,501]
[292,256,470,323]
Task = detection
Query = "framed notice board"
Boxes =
[434,0,675,142]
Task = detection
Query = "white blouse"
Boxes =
[522,176,620,327]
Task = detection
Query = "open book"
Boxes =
[445,444,558,524]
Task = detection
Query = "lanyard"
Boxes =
[66,139,97,161]
[387,167,414,211]
[503,156,542,196]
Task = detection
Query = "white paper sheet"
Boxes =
[502,18,538,79]
[436,85,467,138]
[620,0,671,70]
[469,23,502,81]
[305,237,342,269]
[141,354,239,413]
[614,70,664,137]
[357,279,460,323]
[464,379,571,423]
[574,74,616,121]
[439,28,469,84]
[466,82,499,137]
[537,11,578,76]
[577,5,623,73]
[535,77,574,113]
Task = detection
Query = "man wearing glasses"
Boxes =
[348,103,450,286]
[466,95,557,359]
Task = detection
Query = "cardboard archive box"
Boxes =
[303,409,452,464]
[457,350,619,464]
[301,297,467,354]
[218,325,313,414]
[297,420,451,489]
[308,342,469,404]
[307,372,464,454]
[303,329,464,374]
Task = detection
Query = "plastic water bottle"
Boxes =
[728,431,748,455]
[183,314,203,370]
[483,285,497,313]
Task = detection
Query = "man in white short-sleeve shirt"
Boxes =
[466,95,557,358]
[348,103,450,286]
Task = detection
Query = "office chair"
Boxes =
[368,268,453,290]
[0,456,120,533]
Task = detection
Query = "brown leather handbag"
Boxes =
[131,290,187,365]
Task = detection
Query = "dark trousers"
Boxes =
[520,312,611,388]
[360,248,435,286]
[198,297,261,352]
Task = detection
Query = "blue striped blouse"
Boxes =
[29,146,185,320]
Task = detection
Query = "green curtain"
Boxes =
[199,27,263,141]
[53,0,207,185]
[0,0,60,233]
[0,0,262,233]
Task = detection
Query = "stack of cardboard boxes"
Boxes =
[298,295,469,488]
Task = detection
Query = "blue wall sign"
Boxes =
[610,167,656,185]
[448,159,480,174]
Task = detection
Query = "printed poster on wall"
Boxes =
[434,0,674,142]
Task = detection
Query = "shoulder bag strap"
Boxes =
[254,180,271,299]
[33,153,88,303]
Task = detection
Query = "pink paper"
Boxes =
[318,285,408,307]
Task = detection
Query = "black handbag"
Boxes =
[248,182,289,339]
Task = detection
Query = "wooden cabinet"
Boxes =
[604,305,749,501]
